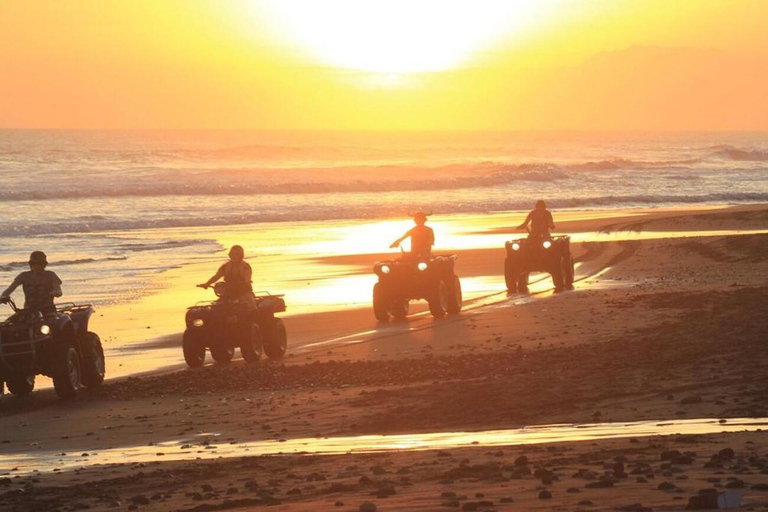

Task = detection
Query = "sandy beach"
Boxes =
[0,204,767,511]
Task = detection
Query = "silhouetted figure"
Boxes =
[0,251,62,315]
[198,245,256,307]
[390,212,435,259]
[517,200,556,240]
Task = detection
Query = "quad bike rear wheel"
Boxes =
[53,345,81,399]
[263,318,287,359]
[81,332,105,388]
[6,373,35,396]
[446,276,462,314]
[372,283,391,322]
[182,330,206,368]
[240,323,263,363]
[428,280,449,318]
[210,343,235,364]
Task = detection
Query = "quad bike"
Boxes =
[372,253,462,321]
[0,297,105,399]
[182,283,287,368]
[504,234,575,293]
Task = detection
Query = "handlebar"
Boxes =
[1,296,20,312]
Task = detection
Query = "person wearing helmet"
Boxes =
[197,245,255,306]
[517,200,556,240]
[390,212,435,259]
[0,251,63,314]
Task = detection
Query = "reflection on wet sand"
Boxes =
[5,417,766,476]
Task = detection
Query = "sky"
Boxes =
[1,0,766,130]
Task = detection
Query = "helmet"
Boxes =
[411,211,430,222]
[29,251,48,266]
[229,245,245,260]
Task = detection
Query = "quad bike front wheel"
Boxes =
[551,256,565,292]
[182,330,206,368]
[81,332,105,388]
[447,276,462,315]
[372,283,391,322]
[504,258,517,293]
[264,318,287,359]
[428,280,449,318]
[241,323,263,363]
[210,343,235,364]
[53,345,81,399]
[563,255,575,290]
[6,373,35,396]
[390,299,409,319]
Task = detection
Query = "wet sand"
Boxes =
[1,204,767,511]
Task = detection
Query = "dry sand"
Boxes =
[1,205,767,511]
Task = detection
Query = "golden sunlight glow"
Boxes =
[259,0,559,72]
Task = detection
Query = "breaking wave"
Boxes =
[0,257,128,272]
[709,145,768,162]
[0,158,713,201]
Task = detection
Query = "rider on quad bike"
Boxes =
[1,251,62,315]
[390,211,435,258]
[373,212,462,321]
[0,252,105,399]
[185,245,287,367]
[505,200,574,294]
[517,200,556,241]
[198,245,255,308]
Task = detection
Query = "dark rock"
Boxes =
[686,493,719,510]
[585,480,614,489]
[718,448,735,459]
[360,501,377,512]
[371,465,386,475]
[567,487,580,493]
[130,495,149,506]
[657,482,677,491]
[514,455,528,467]
[577,500,594,506]
[617,504,652,512]
[538,490,552,500]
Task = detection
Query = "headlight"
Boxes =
[417,262,428,271]
[192,318,204,327]
[511,243,520,251]
[39,324,51,335]
[380,265,391,274]
[542,240,552,249]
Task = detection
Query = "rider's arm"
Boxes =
[390,228,413,248]
[49,272,62,298]
[548,211,556,230]
[201,265,226,287]
[518,212,533,229]
[0,274,23,299]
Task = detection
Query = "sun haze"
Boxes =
[1,0,766,130]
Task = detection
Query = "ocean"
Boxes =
[0,129,766,310]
